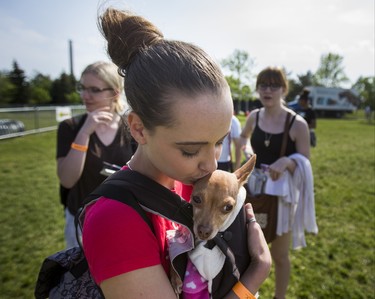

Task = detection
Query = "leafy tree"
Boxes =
[8,61,30,105]
[29,73,53,105]
[221,49,255,102]
[51,73,77,104]
[352,76,375,109]
[0,71,16,106]
[313,53,349,87]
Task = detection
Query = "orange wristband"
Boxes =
[71,143,88,152]
[232,281,256,299]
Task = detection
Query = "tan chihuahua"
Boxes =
[190,154,256,240]
[170,155,256,296]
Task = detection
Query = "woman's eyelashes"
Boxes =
[180,141,224,158]
[181,147,200,158]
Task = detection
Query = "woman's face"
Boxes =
[79,73,116,113]
[257,82,285,107]
[143,89,233,185]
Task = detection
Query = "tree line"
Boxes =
[0,61,80,107]
[0,51,374,109]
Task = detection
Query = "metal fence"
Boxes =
[0,105,86,140]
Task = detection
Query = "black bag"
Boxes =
[35,247,103,299]
[35,176,155,299]
[245,193,278,243]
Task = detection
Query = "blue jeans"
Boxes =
[64,208,82,249]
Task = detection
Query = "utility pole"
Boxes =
[69,39,74,77]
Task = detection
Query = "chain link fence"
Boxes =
[0,105,86,140]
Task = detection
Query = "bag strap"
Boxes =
[83,169,194,231]
[279,112,292,158]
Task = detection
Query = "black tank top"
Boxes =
[251,110,297,168]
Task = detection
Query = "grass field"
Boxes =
[0,112,374,298]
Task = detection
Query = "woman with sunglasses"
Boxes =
[240,67,317,299]
[56,61,135,248]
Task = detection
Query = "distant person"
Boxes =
[240,66,318,299]
[217,114,242,171]
[365,105,372,122]
[56,61,135,248]
[297,89,317,147]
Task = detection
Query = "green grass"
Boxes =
[0,113,374,298]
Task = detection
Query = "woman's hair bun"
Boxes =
[98,8,163,70]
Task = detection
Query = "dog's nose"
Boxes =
[197,225,213,240]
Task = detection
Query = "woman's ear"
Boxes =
[127,112,147,145]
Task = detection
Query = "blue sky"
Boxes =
[0,0,373,87]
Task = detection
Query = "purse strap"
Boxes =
[279,112,292,158]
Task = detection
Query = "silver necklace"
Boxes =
[264,132,272,147]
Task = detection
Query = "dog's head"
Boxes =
[191,155,256,240]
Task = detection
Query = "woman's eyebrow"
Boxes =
[175,132,229,146]
[175,141,208,145]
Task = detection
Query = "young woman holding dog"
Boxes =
[240,67,317,299]
[82,7,271,299]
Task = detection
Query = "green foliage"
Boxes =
[313,53,349,87]
[221,49,255,101]
[8,61,30,104]
[29,86,51,105]
[0,72,16,105]
[1,61,78,106]
[353,76,375,109]
[66,91,81,104]
[0,113,374,298]
[50,73,77,105]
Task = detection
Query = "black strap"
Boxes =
[83,182,155,233]
[280,112,292,158]
[84,169,194,232]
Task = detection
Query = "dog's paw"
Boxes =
[170,267,183,296]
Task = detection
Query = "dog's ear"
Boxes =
[234,154,257,186]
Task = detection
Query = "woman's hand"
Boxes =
[228,203,271,298]
[81,107,114,136]
[268,156,295,181]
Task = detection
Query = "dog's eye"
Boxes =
[223,204,233,212]
[192,196,202,204]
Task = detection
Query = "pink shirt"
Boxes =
[82,179,192,285]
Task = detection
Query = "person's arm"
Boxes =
[57,107,114,188]
[232,116,243,170]
[84,199,178,299]
[224,203,272,299]
[233,137,242,170]
[100,266,177,299]
[268,115,310,181]
[238,111,257,163]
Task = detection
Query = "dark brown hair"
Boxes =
[299,89,310,101]
[256,66,289,94]
[99,8,227,130]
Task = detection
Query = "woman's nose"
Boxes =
[199,147,220,173]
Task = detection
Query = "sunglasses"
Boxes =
[258,84,282,92]
[76,83,114,94]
